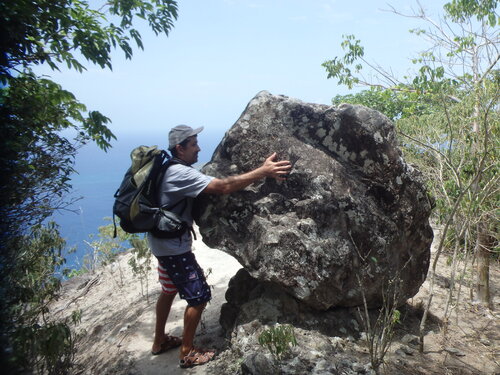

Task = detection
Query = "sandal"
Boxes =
[179,348,215,368]
[151,334,182,355]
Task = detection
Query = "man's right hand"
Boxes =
[259,152,292,181]
[202,152,292,195]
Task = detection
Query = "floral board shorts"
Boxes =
[156,251,211,307]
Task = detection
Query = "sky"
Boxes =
[36,0,449,164]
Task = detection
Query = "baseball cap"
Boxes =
[168,124,204,150]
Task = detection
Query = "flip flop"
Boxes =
[151,335,182,355]
[179,347,216,368]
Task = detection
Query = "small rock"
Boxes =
[77,277,92,290]
[401,333,419,347]
[92,325,103,335]
[105,336,116,344]
[395,348,407,357]
[312,358,331,373]
[119,324,129,333]
[330,336,345,349]
[241,352,277,375]
[393,357,409,366]
[364,367,376,375]
[351,319,360,331]
[399,345,415,355]
[480,338,491,346]
[309,350,323,358]
[444,347,466,356]
[352,362,366,373]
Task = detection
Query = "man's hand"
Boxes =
[260,153,292,181]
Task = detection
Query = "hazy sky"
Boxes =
[37,0,448,162]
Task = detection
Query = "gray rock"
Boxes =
[118,324,129,333]
[241,352,277,375]
[395,348,407,357]
[311,358,336,374]
[401,333,419,347]
[219,268,363,337]
[352,362,366,373]
[480,338,491,346]
[196,91,433,310]
[220,321,367,375]
[399,344,416,355]
[444,347,466,356]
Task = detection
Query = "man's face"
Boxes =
[177,136,200,165]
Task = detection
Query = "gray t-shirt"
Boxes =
[147,163,214,256]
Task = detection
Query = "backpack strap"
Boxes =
[170,158,197,240]
[112,187,120,238]
[112,212,118,238]
[156,156,192,212]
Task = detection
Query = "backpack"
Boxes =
[112,145,190,238]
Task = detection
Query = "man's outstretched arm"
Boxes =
[202,153,291,195]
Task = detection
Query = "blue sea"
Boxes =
[52,139,132,271]
[52,132,218,272]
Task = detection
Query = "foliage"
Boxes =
[0,0,179,80]
[0,73,113,239]
[323,2,499,266]
[68,221,153,301]
[322,34,365,89]
[323,0,498,352]
[0,0,179,236]
[258,324,298,361]
[396,80,499,227]
[332,87,444,121]
[444,0,498,26]
[357,275,403,375]
[0,1,178,373]
[0,223,81,374]
[71,221,130,276]
[128,236,153,302]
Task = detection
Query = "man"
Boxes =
[149,124,291,368]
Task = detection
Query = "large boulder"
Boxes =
[196,91,433,310]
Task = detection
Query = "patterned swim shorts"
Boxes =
[158,263,177,295]
[156,251,211,307]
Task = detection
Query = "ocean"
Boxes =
[52,140,133,271]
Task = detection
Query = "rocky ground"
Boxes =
[52,227,499,374]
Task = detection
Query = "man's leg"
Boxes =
[158,251,213,365]
[179,302,206,358]
[152,291,177,353]
[151,260,180,354]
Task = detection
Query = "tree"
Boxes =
[0,1,178,372]
[1,223,80,374]
[330,87,442,121]
[323,0,498,351]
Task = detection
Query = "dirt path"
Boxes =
[54,227,499,374]
[55,230,241,374]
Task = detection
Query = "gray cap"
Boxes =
[168,124,204,150]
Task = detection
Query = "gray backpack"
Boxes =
[112,145,190,238]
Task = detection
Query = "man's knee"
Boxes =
[159,291,177,304]
[188,301,207,311]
